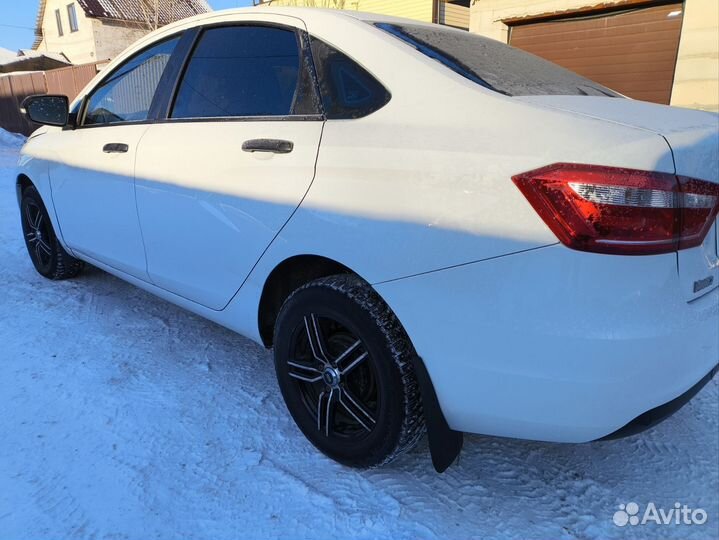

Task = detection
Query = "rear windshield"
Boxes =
[374,23,620,98]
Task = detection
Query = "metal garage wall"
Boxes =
[508,3,684,104]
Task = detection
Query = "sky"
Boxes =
[0,0,255,53]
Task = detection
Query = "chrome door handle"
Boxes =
[242,139,294,154]
[103,143,129,153]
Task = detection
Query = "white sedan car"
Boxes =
[17,8,718,471]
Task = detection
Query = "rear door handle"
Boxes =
[103,143,129,153]
[242,139,294,154]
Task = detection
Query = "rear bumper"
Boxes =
[375,245,719,442]
[601,364,718,440]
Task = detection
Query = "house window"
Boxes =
[55,9,64,36]
[67,4,79,32]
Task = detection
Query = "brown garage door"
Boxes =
[508,3,683,104]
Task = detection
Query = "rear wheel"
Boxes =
[273,274,424,468]
[20,185,83,280]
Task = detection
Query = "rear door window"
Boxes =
[374,23,620,98]
[171,26,314,118]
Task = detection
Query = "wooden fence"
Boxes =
[0,62,99,136]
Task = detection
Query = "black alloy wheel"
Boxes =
[20,185,84,280]
[273,275,424,468]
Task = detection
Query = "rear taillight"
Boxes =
[512,163,719,255]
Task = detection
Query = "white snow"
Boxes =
[0,129,717,539]
[0,47,16,62]
[0,128,25,147]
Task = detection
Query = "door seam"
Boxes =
[218,120,327,311]
[132,124,155,285]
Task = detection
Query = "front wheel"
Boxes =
[20,185,84,280]
[273,274,425,468]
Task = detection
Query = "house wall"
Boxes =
[35,0,97,64]
[267,0,435,23]
[468,0,631,41]
[670,0,719,111]
[350,0,434,21]
[468,0,719,112]
[92,20,151,62]
[34,0,152,65]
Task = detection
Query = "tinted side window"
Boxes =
[172,26,305,118]
[84,37,179,126]
[310,38,390,119]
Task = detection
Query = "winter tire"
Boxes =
[273,274,425,468]
[20,185,84,280]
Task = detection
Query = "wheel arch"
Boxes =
[257,254,354,348]
[16,173,34,206]
[258,254,464,471]
[16,170,72,257]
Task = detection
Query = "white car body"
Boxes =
[17,8,719,444]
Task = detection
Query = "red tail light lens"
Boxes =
[512,163,719,255]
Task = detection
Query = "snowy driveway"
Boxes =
[1,132,717,540]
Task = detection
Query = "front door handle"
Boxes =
[242,139,294,154]
[103,143,129,153]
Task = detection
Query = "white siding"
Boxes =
[354,0,433,22]
[268,0,434,23]
[671,0,719,112]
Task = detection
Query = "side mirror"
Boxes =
[22,95,69,127]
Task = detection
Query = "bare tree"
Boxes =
[136,0,183,31]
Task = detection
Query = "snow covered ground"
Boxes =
[0,130,717,540]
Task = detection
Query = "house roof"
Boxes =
[0,48,17,62]
[0,49,71,73]
[77,0,212,25]
[32,2,47,49]
[18,49,70,63]
[0,47,69,67]
[33,0,212,48]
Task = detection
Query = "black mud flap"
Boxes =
[411,355,463,472]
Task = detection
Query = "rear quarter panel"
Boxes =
[226,15,679,341]
[247,14,679,281]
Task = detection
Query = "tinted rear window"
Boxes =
[374,23,620,98]
[172,26,302,118]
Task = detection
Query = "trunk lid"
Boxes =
[519,96,719,301]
